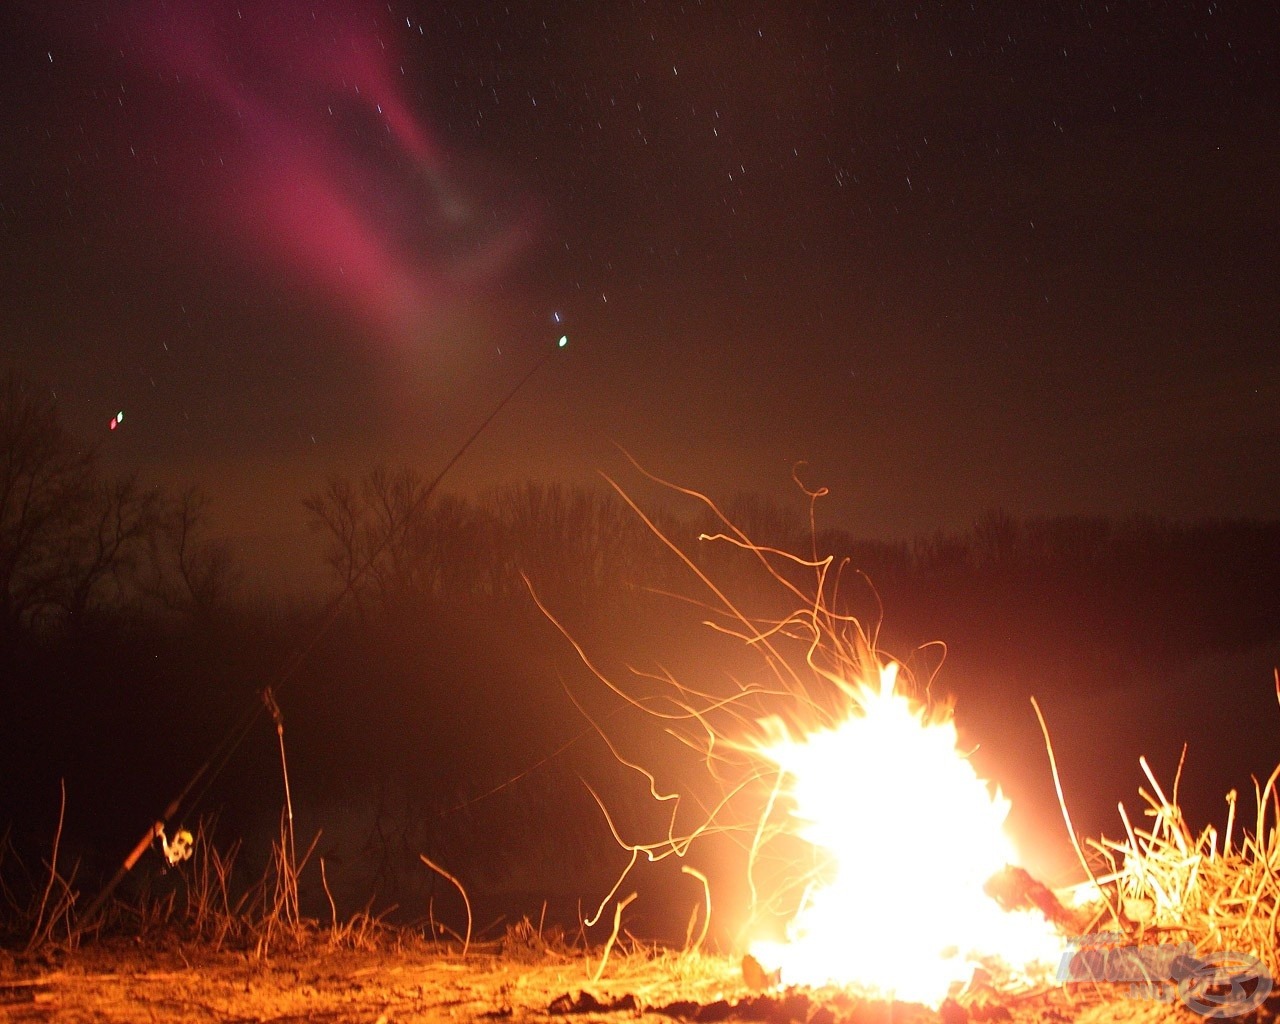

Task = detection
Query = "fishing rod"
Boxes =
[82,336,567,924]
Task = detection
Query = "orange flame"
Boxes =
[749,661,1059,1005]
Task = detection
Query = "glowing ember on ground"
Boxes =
[749,660,1061,1006]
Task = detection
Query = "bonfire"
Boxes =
[529,465,1085,1012]
[745,657,1064,1005]
[534,464,1278,1018]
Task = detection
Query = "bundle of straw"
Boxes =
[1084,750,1280,976]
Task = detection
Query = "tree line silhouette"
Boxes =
[4,365,1275,659]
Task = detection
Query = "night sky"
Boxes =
[3,0,1277,582]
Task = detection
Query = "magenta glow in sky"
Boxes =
[4,0,1276,539]
[147,0,539,351]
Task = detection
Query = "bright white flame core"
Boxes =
[750,663,1059,1005]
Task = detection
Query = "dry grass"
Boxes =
[2,801,435,962]
[0,788,82,953]
[1073,712,1280,974]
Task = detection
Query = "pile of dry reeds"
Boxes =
[1080,738,1280,975]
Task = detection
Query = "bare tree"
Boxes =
[147,486,238,616]
[306,471,683,614]
[970,508,1022,569]
[305,474,364,600]
[0,372,97,633]
[305,466,434,613]
[61,475,165,623]
[0,370,197,634]
[486,481,660,601]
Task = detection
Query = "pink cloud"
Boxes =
[144,0,538,349]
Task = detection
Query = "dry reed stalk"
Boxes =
[681,865,711,953]
[25,780,80,951]
[321,856,338,932]
[26,779,67,950]
[263,687,299,927]
[1031,697,1119,930]
[188,829,248,948]
[418,852,472,955]
[592,890,637,982]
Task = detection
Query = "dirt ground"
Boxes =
[4,939,1269,1024]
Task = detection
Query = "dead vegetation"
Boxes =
[1069,710,1280,980]
[6,700,1280,1021]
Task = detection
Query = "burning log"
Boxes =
[741,953,780,991]
[981,865,1089,935]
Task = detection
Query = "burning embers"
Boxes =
[746,659,1061,1006]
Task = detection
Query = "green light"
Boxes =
[558,335,568,348]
